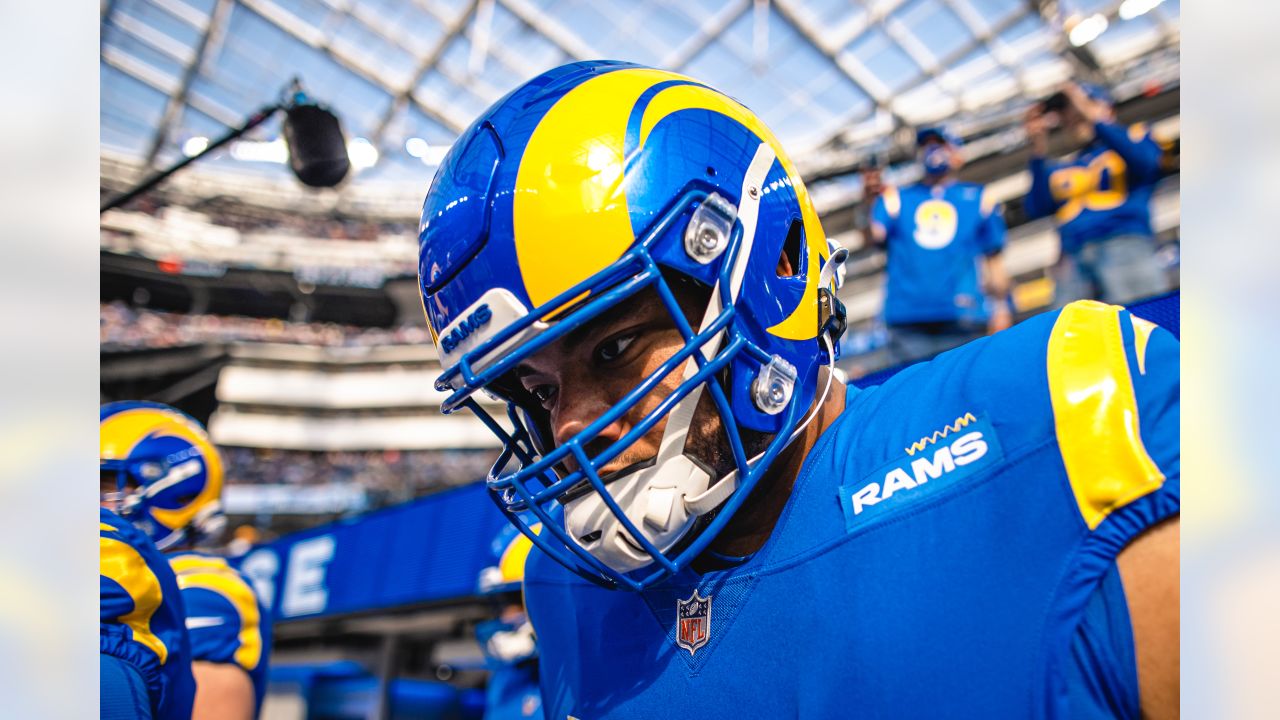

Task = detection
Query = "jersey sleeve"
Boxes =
[977,187,1007,255]
[1044,300,1180,542]
[1025,156,1061,219]
[869,186,899,240]
[1093,121,1163,187]
[171,555,269,674]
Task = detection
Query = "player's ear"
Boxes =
[776,219,801,278]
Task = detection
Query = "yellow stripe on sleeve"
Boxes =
[1047,301,1166,530]
[170,555,234,574]
[881,186,901,219]
[1130,315,1157,375]
[176,570,263,671]
[100,536,168,663]
[979,187,997,216]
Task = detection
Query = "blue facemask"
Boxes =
[922,145,951,176]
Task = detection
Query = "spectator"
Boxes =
[100,302,433,349]
[1023,81,1171,305]
[866,125,1011,367]
[220,447,492,502]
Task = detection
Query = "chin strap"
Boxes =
[683,241,847,516]
[683,331,838,516]
[628,142,779,496]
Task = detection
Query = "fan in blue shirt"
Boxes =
[869,126,1012,366]
[1024,82,1172,305]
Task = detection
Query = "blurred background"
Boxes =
[97,0,1180,717]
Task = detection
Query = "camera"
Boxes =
[1041,91,1068,113]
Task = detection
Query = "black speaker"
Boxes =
[283,103,350,187]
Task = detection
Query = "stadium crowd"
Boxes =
[223,447,494,506]
[104,191,413,241]
[100,301,432,349]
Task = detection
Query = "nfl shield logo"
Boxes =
[676,590,711,656]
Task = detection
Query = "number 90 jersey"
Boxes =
[100,508,196,720]
[871,181,1007,326]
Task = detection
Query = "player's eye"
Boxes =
[594,332,636,364]
[529,384,558,409]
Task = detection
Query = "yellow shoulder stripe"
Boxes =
[176,570,262,670]
[1047,301,1165,529]
[100,522,117,533]
[1130,315,1157,375]
[979,187,997,216]
[881,185,901,219]
[170,554,232,574]
[100,536,168,663]
[497,523,542,585]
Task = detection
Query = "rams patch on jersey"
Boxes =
[839,413,1005,532]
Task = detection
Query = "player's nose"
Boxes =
[552,384,626,465]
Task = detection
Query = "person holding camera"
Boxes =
[1024,82,1171,306]
[866,126,1012,367]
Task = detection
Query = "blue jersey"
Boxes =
[169,552,272,715]
[525,300,1179,719]
[870,180,1006,326]
[1025,121,1163,254]
[101,508,196,720]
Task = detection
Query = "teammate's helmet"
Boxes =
[419,61,846,590]
[100,401,226,551]
[478,523,541,595]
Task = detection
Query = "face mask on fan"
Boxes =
[922,145,951,176]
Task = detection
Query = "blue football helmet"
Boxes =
[418,61,846,590]
[478,522,541,596]
[100,401,226,551]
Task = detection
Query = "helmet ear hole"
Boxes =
[776,219,803,278]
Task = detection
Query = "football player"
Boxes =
[101,507,196,720]
[1024,81,1172,306]
[101,402,272,720]
[867,125,1012,365]
[476,525,544,720]
[417,61,1179,718]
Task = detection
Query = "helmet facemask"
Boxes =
[436,178,823,591]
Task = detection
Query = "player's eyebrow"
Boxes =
[513,294,659,380]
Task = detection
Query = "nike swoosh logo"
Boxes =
[186,616,226,629]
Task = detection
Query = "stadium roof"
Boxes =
[101,0,1180,187]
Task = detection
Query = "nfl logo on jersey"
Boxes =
[677,591,712,656]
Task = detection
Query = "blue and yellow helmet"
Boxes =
[478,522,541,595]
[100,401,226,551]
[419,61,846,590]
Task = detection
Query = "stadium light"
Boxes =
[405,137,430,158]
[1119,0,1164,20]
[230,138,289,164]
[1068,14,1108,46]
[182,136,209,157]
[347,137,379,170]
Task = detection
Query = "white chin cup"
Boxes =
[562,454,711,574]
